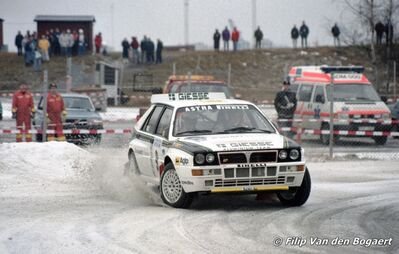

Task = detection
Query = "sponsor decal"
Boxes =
[334,73,362,80]
[181,180,194,185]
[169,92,210,101]
[216,141,274,150]
[153,138,162,148]
[237,163,267,168]
[215,105,249,110]
[175,156,189,166]
[185,105,214,112]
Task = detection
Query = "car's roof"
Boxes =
[61,93,90,98]
[151,93,254,108]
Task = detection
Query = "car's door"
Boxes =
[134,105,164,177]
[309,85,326,130]
[296,84,314,129]
[151,107,173,177]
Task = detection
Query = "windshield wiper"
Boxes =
[220,127,273,133]
[175,129,213,136]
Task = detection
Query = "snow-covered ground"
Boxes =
[1,142,398,253]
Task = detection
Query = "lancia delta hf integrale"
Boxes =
[127,92,311,208]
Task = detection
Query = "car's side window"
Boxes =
[142,106,164,134]
[313,86,325,103]
[155,108,173,139]
[298,84,314,102]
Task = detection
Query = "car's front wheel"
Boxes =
[160,163,193,208]
[277,168,311,206]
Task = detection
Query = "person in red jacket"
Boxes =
[94,32,102,54]
[47,83,66,141]
[12,82,35,142]
[231,27,240,51]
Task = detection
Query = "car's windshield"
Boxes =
[171,83,233,98]
[173,104,275,136]
[64,97,94,111]
[326,83,381,102]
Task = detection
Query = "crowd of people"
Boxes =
[12,82,66,142]
[375,20,394,46]
[121,36,164,64]
[212,26,240,51]
[15,28,89,71]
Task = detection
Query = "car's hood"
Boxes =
[66,110,102,121]
[177,133,299,152]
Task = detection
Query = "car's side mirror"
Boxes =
[315,94,325,104]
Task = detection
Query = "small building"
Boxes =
[34,15,95,51]
[0,18,4,50]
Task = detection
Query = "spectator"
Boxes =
[66,29,74,57]
[38,35,50,61]
[299,21,309,49]
[12,82,35,142]
[222,26,230,51]
[331,23,341,47]
[254,26,263,49]
[147,38,155,63]
[156,39,163,64]
[47,83,66,141]
[78,29,86,55]
[59,31,68,56]
[121,38,130,63]
[385,20,394,46]
[291,25,299,48]
[33,47,42,72]
[140,36,148,63]
[375,21,385,45]
[213,29,221,51]
[15,31,24,56]
[53,28,61,56]
[95,32,102,54]
[130,36,140,64]
[274,80,297,138]
[231,27,240,51]
[23,36,32,66]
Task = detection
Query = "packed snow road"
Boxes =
[0,143,398,253]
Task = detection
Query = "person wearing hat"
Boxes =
[274,80,297,138]
[47,83,66,141]
[12,82,35,142]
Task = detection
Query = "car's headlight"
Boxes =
[278,150,288,160]
[205,153,215,163]
[194,154,205,165]
[289,149,300,160]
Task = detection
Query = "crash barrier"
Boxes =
[0,129,132,134]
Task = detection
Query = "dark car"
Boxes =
[388,100,399,135]
[34,93,103,144]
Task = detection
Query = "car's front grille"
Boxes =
[214,176,286,187]
[224,166,277,178]
[64,119,89,129]
[219,153,247,164]
[249,151,277,163]
[218,150,278,164]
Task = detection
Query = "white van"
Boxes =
[288,66,391,145]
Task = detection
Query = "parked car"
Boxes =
[34,93,103,144]
[388,100,399,136]
[127,92,311,208]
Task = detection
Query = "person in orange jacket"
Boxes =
[231,27,240,51]
[47,83,66,141]
[12,82,35,142]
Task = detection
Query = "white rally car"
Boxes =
[127,92,311,208]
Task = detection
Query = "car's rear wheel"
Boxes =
[277,168,311,206]
[160,163,193,208]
